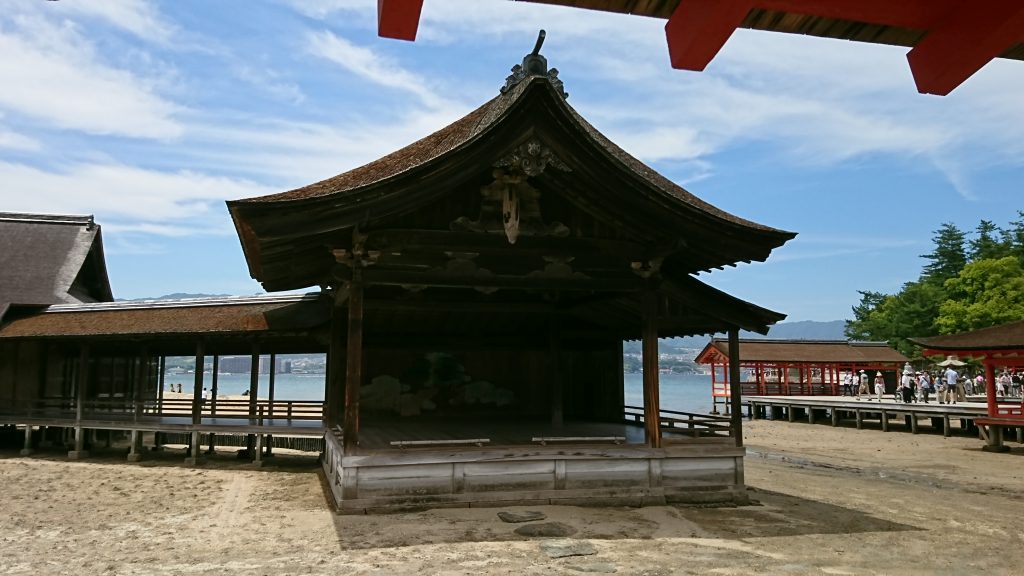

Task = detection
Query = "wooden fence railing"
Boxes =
[623,405,733,438]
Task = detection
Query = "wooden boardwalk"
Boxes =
[743,395,1024,440]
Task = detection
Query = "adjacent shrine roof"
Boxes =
[909,320,1024,352]
[0,213,113,322]
[0,294,329,340]
[696,338,909,365]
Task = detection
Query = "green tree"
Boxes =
[845,290,888,340]
[937,256,1024,334]
[920,223,966,284]
[969,220,1009,262]
[1003,210,1024,265]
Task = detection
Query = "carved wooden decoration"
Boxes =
[452,138,570,244]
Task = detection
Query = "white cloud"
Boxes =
[37,0,177,43]
[306,30,454,111]
[0,123,39,151]
[0,15,183,139]
[0,161,274,234]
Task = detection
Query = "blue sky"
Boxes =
[0,1,1021,322]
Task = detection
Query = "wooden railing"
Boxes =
[0,397,324,422]
[624,405,733,438]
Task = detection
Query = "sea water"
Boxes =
[164,372,714,414]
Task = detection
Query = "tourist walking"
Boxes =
[873,371,885,402]
[900,366,915,403]
[857,370,868,399]
[997,372,1009,398]
[918,371,931,403]
[943,366,958,404]
[842,372,854,397]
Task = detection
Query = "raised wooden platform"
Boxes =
[322,421,747,514]
[745,395,1024,442]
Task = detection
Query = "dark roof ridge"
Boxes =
[43,292,321,313]
[0,212,95,228]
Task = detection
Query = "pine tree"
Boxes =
[920,223,966,284]
[969,220,1009,262]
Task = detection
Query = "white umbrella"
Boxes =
[935,355,967,367]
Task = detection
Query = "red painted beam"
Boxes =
[907,0,1024,95]
[757,0,959,30]
[665,0,755,71]
[378,0,424,41]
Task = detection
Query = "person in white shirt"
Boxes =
[944,367,959,404]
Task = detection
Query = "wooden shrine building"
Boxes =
[228,40,795,511]
[910,322,1024,451]
[696,338,909,413]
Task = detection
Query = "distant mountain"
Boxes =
[631,320,848,352]
[754,320,847,341]
[118,293,235,301]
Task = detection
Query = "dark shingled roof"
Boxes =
[696,338,909,364]
[232,77,784,235]
[909,320,1024,352]
[0,213,113,322]
[0,295,329,339]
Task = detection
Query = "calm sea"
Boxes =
[164,372,715,414]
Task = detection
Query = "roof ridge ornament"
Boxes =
[500,30,568,99]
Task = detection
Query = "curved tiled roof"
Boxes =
[232,76,791,238]
[909,320,1024,351]
[696,338,909,364]
[0,294,328,338]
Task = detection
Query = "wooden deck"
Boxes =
[745,395,1024,441]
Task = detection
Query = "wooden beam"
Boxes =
[365,229,651,259]
[666,0,754,71]
[641,289,662,448]
[192,340,205,426]
[759,0,959,29]
[359,269,643,292]
[728,328,743,448]
[378,0,424,41]
[326,306,346,426]
[344,269,364,453]
[906,1,1024,95]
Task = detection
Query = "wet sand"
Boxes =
[2,419,1024,575]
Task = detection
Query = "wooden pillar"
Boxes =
[727,328,742,448]
[127,429,143,462]
[155,356,165,450]
[210,355,219,416]
[344,270,364,453]
[192,340,205,426]
[326,304,346,426]
[985,363,997,416]
[265,353,276,456]
[157,356,165,409]
[247,342,260,455]
[641,290,662,448]
[20,425,33,456]
[549,322,563,427]
[710,361,719,414]
[69,343,90,459]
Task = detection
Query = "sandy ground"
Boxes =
[2,420,1024,575]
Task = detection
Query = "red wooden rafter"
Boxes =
[378,0,424,42]
[667,0,1024,95]
[377,0,1023,95]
